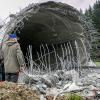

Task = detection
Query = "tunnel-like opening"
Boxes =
[7,1,87,72]
[17,28,78,71]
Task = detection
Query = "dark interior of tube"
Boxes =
[13,1,80,70]
[16,27,77,71]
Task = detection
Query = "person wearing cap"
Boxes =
[2,33,26,82]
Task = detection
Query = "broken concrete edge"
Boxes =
[5,1,81,34]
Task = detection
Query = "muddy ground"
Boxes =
[0,82,70,100]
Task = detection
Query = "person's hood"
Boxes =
[6,41,17,46]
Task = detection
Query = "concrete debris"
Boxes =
[40,95,46,100]
[17,69,100,99]
[87,60,96,66]
[64,82,83,92]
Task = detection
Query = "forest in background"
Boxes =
[80,0,100,61]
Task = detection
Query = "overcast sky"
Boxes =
[0,0,96,20]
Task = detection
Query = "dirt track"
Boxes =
[0,82,40,100]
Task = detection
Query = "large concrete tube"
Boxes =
[5,1,89,70]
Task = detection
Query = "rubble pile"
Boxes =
[1,68,100,100]
[20,69,100,99]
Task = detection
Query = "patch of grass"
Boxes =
[65,93,84,100]
[95,62,100,66]
[68,94,83,100]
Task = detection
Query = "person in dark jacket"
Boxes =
[2,33,26,82]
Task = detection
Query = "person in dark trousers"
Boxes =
[0,49,5,81]
[0,58,5,81]
[2,33,26,83]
